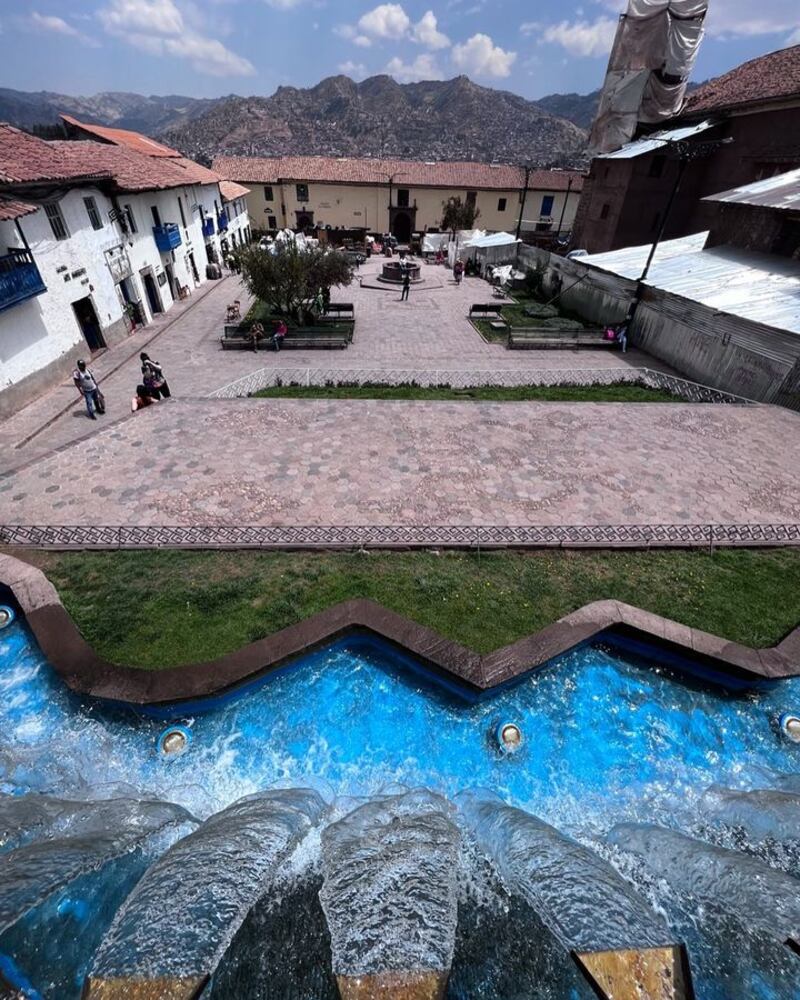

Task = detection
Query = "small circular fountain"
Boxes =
[495,722,523,754]
[779,713,800,743]
[158,725,191,758]
[0,605,15,630]
[379,260,421,284]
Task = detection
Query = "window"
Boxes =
[296,183,309,202]
[600,203,610,220]
[178,196,187,229]
[540,195,555,217]
[497,197,507,212]
[264,186,274,201]
[397,188,410,208]
[268,215,278,229]
[124,204,138,234]
[45,202,69,240]
[84,196,102,231]
[648,155,666,179]
[151,205,162,228]
[466,190,477,207]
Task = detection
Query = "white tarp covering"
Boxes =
[589,0,708,154]
[463,232,520,249]
[597,119,715,159]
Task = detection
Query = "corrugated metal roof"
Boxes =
[703,167,800,212]
[596,120,716,159]
[582,233,800,336]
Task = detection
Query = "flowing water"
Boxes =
[1,613,800,997]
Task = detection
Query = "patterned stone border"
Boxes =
[1,553,797,706]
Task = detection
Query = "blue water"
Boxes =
[2,615,800,998]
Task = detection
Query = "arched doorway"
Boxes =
[391,211,412,243]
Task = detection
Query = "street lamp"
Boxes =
[515,163,533,241]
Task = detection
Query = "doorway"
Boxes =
[187,252,200,284]
[165,263,176,301]
[391,211,412,243]
[72,297,105,352]
[141,270,163,316]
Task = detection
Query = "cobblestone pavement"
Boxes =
[1,258,665,470]
[3,399,798,528]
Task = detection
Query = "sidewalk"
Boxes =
[0,275,241,463]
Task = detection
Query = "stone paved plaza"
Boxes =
[3,398,799,527]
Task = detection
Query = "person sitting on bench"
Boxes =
[249,321,265,352]
[272,319,287,351]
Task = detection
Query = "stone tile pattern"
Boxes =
[1,398,799,529]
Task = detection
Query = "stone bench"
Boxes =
[507,328,615,350]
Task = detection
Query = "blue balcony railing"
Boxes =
[202,216,215,239]
[152,223,182,252]
[0,248,47,313]
[217,211,229,232]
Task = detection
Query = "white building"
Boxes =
[219,181,252,254]
[0,122,240,417]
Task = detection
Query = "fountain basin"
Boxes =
[379,261,421,283]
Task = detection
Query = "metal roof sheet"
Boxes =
[703,167,800,212]
[582,233,800,336]
[596,120,716,159]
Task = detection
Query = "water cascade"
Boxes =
[459,791,694,1000]
[698,784,800,867]
[0,796,193,934]
[85,789,326,998]
[320,790,461,1000]
[608,823,800,953]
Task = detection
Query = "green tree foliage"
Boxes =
[238,241,353,324]
[440,195,481,237]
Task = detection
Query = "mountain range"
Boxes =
[0,76,594,166]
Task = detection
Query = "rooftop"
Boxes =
[582,232,800,337]
[0,123,110,185]
[685,44,800,115]
[212,155,584,192]
[60,114,181,158]
[703,167,800,213]
[47,140,220,193]
[219,179,251,203]
[0,195,39,222]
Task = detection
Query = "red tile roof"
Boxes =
[0,195,38,222]
[60,114,181,157]
[0,123,111,185]
[47,140,220,192]
[685,45,800,114]
[212,155,583,193]
[219,179,250,202]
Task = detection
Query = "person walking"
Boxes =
[72,360,104,419]
[453,259,464,286]
[140,353,170,398]
[400,269,411,301]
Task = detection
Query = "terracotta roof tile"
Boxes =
[686,45,800,114]
[212,155,583,193]
[47,141,220,193]
[0,123,111,185]
[219,179,250,202]
[0,195,38,222]
[60,114,181,157]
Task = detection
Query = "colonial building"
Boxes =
[212,155,583,242]
[219,181,252,253]
[573,45,800,253]
[0,123,238,416]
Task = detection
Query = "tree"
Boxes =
[238,241,353,324]
[440,195,481,238]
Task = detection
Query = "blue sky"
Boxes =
[1,0,799,100]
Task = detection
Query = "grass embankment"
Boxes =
[20,549,800,670]
[251,384,679,402]
[473,292,593,343]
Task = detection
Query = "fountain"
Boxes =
[379,260,421,284]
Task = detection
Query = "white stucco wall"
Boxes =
[222,196,251,249]
[0,186,126,396]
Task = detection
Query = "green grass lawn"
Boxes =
[251,384,681,402]
[18,548,800,670]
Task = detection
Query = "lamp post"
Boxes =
[515,163,533,241]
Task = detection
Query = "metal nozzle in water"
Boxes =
[495,722,523,754]
[0,605,15,630]
[158,726,191,758]
[779,713,800,744]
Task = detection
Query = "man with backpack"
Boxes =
[72,360,104,419]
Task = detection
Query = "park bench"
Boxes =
[322,302,355,321]
[220,324,350,350]
[507,328,615,350]
[469,303,505,319]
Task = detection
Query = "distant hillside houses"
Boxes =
[212,155,584,243]
[0,118,250,416]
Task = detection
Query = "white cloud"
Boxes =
[541,17,617,57]
[386,53,443,82]
[451,32,516,77]
[335,23,373,47]
[264,0,305,7]
[30,11,100,45]
[339,59,368,79]
[98,0,254,75]
[412,10,450,49]
[358,3,411,40]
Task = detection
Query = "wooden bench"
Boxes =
[469,303,505,319]
[507,328,615,350]
[323,302,355,321]
[220,324,350,350]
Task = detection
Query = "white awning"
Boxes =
[596,120,716,159]
[463,232,520,249]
